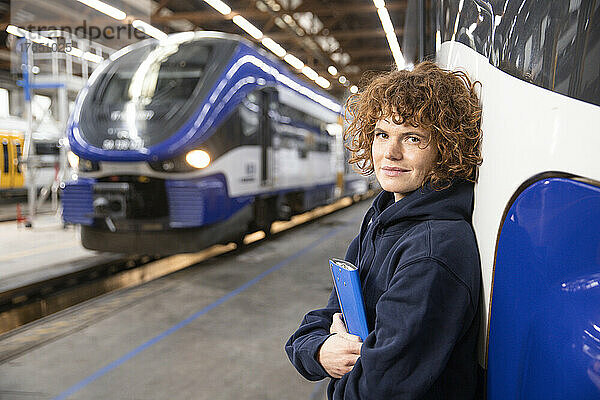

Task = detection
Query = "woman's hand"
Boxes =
[330,312,347,335]
[317,313,363,378]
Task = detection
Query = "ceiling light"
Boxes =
[386,31,405,68]
[373,1,405,69]
[327,65,338,76]
[350,85,358,94]
[76,0,126,20]
[373,0,386,8]
[232,15,263,40]
[315,76,331,89]
[301,66,319,81]
[377,8,394,33]
[66,47,84,58]
[261,37,286,57]
[132,20,168,40]
[83,52,104,63]
[283,53,304,70]
[6,25,25,37]
[204,0,231,15]
[338,75,347,84]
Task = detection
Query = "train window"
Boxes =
[240,93,260,141]
[278,103,325,133]
[79,39,238,150]
[95,43,212,106]
[34,142,59,156]
[0,88,9,118]
[439,0,600,107]
[2,141,8,173]
[494,0,600,107]
[200,110,243,161]
[438,0,494,58]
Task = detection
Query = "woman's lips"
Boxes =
[381,166,410,177]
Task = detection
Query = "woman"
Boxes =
[285,61,483,399]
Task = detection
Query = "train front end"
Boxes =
[63,33,260,254]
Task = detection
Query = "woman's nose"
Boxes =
[384,141,403,160]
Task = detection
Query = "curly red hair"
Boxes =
[344,61,483,190]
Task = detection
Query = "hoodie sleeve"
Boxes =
[284,236,360,381]
[329,257,475,400]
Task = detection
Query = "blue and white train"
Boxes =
[62,32,369,254]
[432,0,600,398]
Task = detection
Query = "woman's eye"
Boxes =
[406,136,421,144]
[375,132,388,139]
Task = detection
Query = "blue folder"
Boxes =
[329,258,369,341]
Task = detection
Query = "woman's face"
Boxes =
[371,118,438,202]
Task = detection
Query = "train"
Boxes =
[0,115,63,196]
[62,32,371,254]
[433,0,600,398]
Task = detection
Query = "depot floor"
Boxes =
[0,198,371,400]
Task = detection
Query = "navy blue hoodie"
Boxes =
[285,181,481,399]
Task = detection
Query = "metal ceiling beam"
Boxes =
[294,2,407,15]
[266,27,403,42]
[152,0,172,17]
[151,2,406,23]
[296,47,395,59]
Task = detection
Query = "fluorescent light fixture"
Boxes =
[76,0,126,20]
[283,53,304,70]
[301,66,319,81]
[386,31,405,68]
[350,85,358,94]
[372,1,406,69]
[83,52,104,63]
[8,26,54,47]
[377,7,395,33]
[66,47,84,58]
[327,65,338,76]
[6,25,25,37]
[132,20,168,40]
[232,15,263,40]
[204,0,231,15]
[261,37,286,57]
[315,76,331,89]
[338,75,347,84]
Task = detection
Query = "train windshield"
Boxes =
[79,39,232,150]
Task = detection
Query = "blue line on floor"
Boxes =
[52,224,349,400]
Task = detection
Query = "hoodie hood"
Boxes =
[370,180,475,229]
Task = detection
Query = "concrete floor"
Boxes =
[0,198,371,400]
[0,214,98,280]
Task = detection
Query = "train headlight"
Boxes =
[67,151,79,170]
[185,150,210,169]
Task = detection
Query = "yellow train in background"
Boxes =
[0,130,62,197]
[0,131,24,192]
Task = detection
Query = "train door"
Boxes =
[0,133,25,190]
[0,135,9,189]
[258,89,276,187]
[12,136,24,188]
